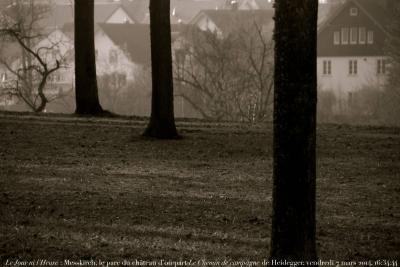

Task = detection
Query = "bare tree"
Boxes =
[143,0,179,139]
[174,24,274,122]
[270,0,319,261]
[0,0,70,112]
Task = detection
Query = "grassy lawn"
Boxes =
[0,113,399,264]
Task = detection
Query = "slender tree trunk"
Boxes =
[270,0,318,261]
[143,0,179,139]
[35,76,48,113]
[74,0,104,115]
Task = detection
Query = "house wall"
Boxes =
[94,29,137,80]
[317,56,387,113]
[317,0,390,115]
[195,14,221,36]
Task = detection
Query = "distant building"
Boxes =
[94,23,197,117]
[42,1,138,29]
[317,0,393,114]
[237,0,274,10]
[190,9,274,38]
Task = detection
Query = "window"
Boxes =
[323,60,332,75]
[377,59,386,74]
[350,7,358,16]
[367,30,374,44]
[1,73,7,82]
[350,27,358,44]
[334,31,340,45]
[341,27,349,44]
[109,49,118,64]
[359,27,366,44]
[349,60,358,75]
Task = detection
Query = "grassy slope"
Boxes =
[0,115,399,262]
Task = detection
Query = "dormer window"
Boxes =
[350,27,358,44]
[367,31,374,44]
[341,28,349,45]
[359,27,366,44]
[333,31,340,45]
[350,7,358,16]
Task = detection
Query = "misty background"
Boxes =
[0,0,399,125]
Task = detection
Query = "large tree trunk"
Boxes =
[74,0,104,115]
[143,0,179,139]
[270,0,319,261]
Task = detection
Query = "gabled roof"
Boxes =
[239,0,274,10]
[98,23,188,66]
[353,0,395,32]
[98,23,150,65]
[41,2,138,29]
[97,3,139,24]
[318,3,337,25]
[98,23,186,65]
[317,0,395,57]
[138,0,226,24]
[191,9,274,35]
[318,0,395,35]
[118,0,149,24]
[170,0,227,23]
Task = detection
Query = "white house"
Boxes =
[317,0,392,114]
[94,23,200,118]
[94,24,143,82]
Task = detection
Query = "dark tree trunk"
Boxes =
[270,0,319,262]
[143,0,179,139]
[74,0,104,115]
